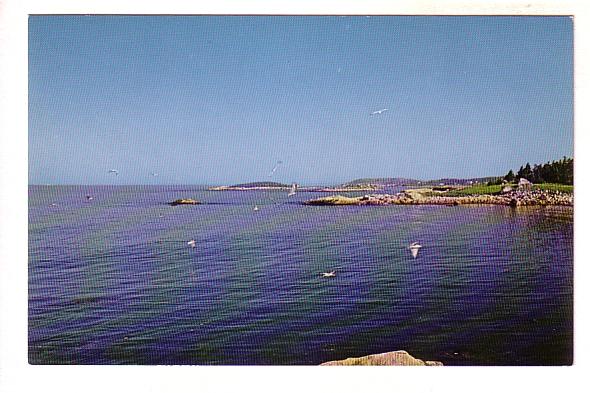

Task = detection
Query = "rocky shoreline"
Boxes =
[320,350,443,366]
[304,189,573,207]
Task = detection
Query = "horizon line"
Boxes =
[28,176,504,187]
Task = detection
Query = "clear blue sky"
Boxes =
[29,16,573,185]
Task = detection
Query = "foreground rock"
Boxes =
[304,189,573,207]
[168,198,200,206]
[321,350,443,366]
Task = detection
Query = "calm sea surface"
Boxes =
[28,185,573,365]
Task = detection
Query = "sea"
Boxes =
[28,185,573,365]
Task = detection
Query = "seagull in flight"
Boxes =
[371,108,389,116]
[268,160,283,177]
[321,271,336,278]
[409,242,422,258]
[108,169,119,176]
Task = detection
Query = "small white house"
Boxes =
[518,178,532,190]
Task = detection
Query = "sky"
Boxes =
[28,16,573,185]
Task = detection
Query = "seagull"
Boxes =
[254,205,260,211]
[321,271,336,278]
[268,160,283,177]
[108,169,119,176]
[85,195,94,201]
[409,242,422,258]
[187,240,196,248]
[371,108,389,116]
[288,183,298,196]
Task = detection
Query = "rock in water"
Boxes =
[168,198,200,206]
[320,350,443,366]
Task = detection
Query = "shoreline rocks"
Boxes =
[320,350,443,366]
[304,190,573,207]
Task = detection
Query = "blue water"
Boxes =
[28,185,573,365]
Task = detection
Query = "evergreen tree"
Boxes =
[512,158,573,185]
[517,165,524,180]
[504,170,515,183]
[523,163,532,181]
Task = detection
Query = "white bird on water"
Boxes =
[85,195,94,201]
[254,205,260,211]
[288,183,298,196]
[370,108,389,116]
[187,240,196,248]
[409,242,422,258]
[108,169,119,176]
[321,271,336,278]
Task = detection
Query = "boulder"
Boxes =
[168,198,200,206]
[320,350,443,366]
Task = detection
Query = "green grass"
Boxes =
[445,184,506,196]
[445,182,573,196]
[532,183,573,193]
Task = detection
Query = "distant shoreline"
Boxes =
[208,185,379,192]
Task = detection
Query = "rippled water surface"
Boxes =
[28,185,573,365]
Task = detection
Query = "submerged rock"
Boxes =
[168,198,200,206]
[320,350,443,366]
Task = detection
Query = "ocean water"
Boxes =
[28,185,573,365]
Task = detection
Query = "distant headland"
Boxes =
[208,181,378,192]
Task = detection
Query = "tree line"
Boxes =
[500,157,573,185]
